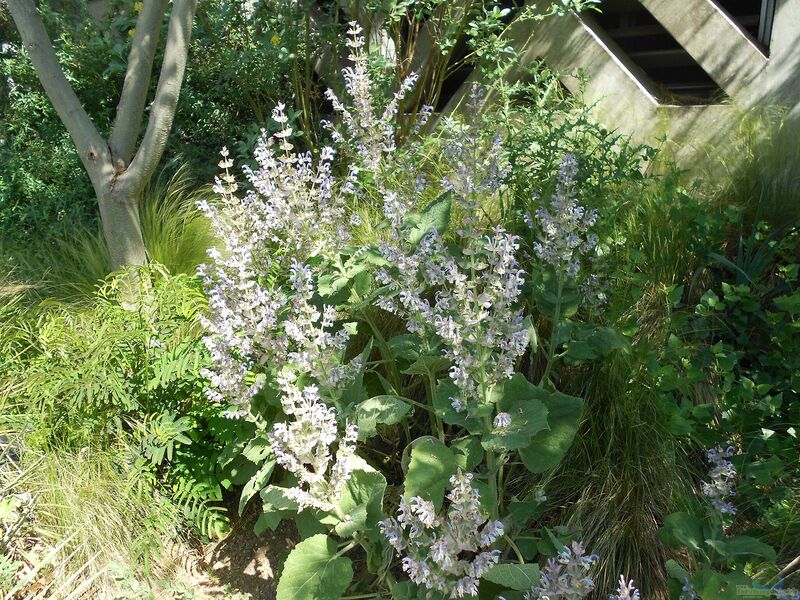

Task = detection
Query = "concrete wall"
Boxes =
[444,0,800,167]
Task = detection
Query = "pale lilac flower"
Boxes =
[324,22,418,178]
[680,577,697,600]
[701,445,737,515]
[526,541,599,600]
[610,575,641,600]
[198,109,358,415]
[441,84,510,208]
[493,412,512,430]
[528,154,598,280]
[380,471,503,598]
[268,380,358,512]
[377,224,528,411]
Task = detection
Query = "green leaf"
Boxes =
[657,512,704,551]
[388,334,423,361]
[391,581,419,600]
[532,273,581,319]
[340,340,373,407]
[275,534,353,600]
[239,459,275,515]
[482,563,541,591]
[563,340,598,362]
[452,436,484,472]
[356,395,412,440]
[332,461,387,536]
[334,504,368,538]
[433,379,483,432]
[241,433,271,463]
[295,510,328,539]
[507,499,545,527]
[482,376,549,450]
[404,437,458,509]
[261,485,298,511]
[665,559,690,582]
[693,569,731,600]
[716,536,776,562]
[404,191,452,246]
[255,508,289,534]
[519,391,583,473]
[403,355,451,376]
[523,315,538,354]
[587,326,631,356]
[490,374,540,409]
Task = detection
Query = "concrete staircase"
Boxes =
[442,0,800,165]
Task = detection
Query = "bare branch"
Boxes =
[120,0,197,190]
[108,0,170,167]
[5,0,106,172]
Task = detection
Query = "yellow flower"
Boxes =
[271,34,281,46]
[134,1,143,12]
[128,28,136,38]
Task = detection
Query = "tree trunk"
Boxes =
[6,0,197,273]
[97,188,148,270]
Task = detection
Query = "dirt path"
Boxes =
[167,506,297,600]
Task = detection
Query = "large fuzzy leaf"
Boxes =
[276,534,353,600]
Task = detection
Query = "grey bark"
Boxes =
[5,0,197,270]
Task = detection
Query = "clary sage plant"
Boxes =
[198,21,635,600]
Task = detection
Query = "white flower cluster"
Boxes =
[380,471,504,598]
[377,221,528,411]
[526,154,598,279]
[493,412,512,431]
[679,577,697,600]
[198,245,358,415]
[374,101,527,411]
[610,576,641,600]
[525,541,599,600]
[283,260,363,390]
[243,103,351,256]
[701,445,737,515]
[198,102,360,416]
[268,379,357,512]
[441,84,509,211]
[324,22,419,177]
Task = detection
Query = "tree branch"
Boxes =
[5,0,106,173]
[120,0,197,191]
[108,0,170,167]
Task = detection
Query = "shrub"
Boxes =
[0,267,239,581]
[191,23,671,600]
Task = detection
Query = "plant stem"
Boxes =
[360,309,402,392]
[504,534,526,564]
[402,395,438,414]
[334,540,357,559]
[539,275,563,387]
[484,415,499,520]
[427,370,445,442]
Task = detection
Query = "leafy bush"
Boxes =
[656,214,800,595]
[0,266,243,591]
[189,23,678,600]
